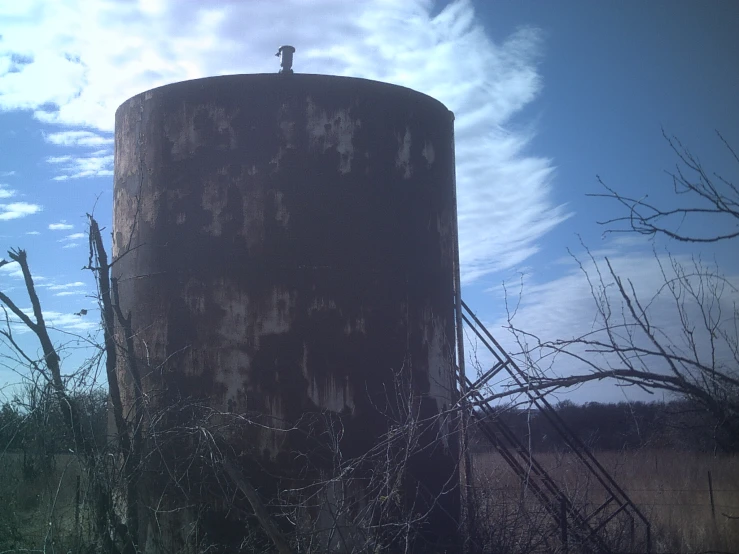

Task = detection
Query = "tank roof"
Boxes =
[116,73,450,118]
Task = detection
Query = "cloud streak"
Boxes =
[48,222,74,230]
[4,308,98,333]
[46,153,114,180]
[44,131,114,179]
[58,233,85,242]
[0,202,42,220]
[0,0,565,282]
[0,261,24,280]
[44,130,113,147]
[0,185,17,199]
[46,281,85,290]
[55,290,88,297]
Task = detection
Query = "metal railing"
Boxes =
[459,299,651,553]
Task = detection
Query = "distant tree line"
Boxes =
[0,386,108,477]
[2,389,728,462]
[471,399,734,454]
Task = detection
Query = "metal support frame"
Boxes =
[458,299,651,553]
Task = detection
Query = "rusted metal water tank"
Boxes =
[113,73,459,551]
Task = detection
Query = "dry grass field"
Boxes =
[2,449,737,552]
[0,452,89,552]
[474,449,739,553]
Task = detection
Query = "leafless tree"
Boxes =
[496,131,739,451]
[0,242,130,552]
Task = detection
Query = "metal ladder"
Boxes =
[459,299,651,553]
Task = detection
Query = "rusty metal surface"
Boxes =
[113,73,459,550]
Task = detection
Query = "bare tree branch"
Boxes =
[590,129,739,242]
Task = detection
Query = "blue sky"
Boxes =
[0,0,737,404]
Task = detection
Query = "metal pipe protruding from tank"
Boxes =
[275,45,296,74]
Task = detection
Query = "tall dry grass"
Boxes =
[474,449,739,553]
[2,448,737,552]
[0,452,89,552]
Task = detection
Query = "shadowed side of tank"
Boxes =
[113,73,460,551]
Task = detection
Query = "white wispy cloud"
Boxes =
[44,130,113,147]
[0,171,16,177]
[46,281,85,290]
[6,308,97,333]
[48,222,73,230]
[62,242,80,249]
[0,185,16,199]
[0,261,49,285]
[0,46,86,113]
[0,202,42,220]
[0,261,23,279]
[25,231,40,235]
[43,310,98,332]
[46,152,113,180]
[46,156,72,164]
[58,232,85,242]
[0,0,564,282]
[54,290,88,297]
[44,131,114,179]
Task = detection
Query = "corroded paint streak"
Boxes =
[305,96,360,174]
[396,126,412,178]
[423,140,436,165]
